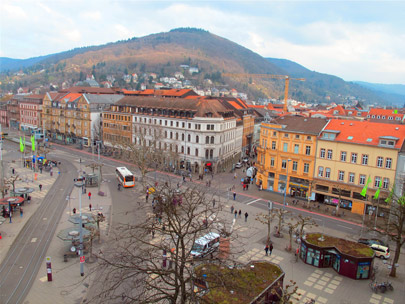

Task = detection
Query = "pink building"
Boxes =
[19,94,44,131]
[0,103,8,128]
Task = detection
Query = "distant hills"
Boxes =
[1,27,404,106]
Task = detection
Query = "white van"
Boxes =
[191,232,220,258]
[371,244,390,259]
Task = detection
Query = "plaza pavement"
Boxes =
[0,139,403,304]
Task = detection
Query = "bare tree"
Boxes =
[4,175,21,193]
[256,207,275,245]
[273,208,289,238]
[296,214,318,240]
[272,280,301,304]
[368,187,405,277]
[286,221,299,252]
[0,184,10,199]
[89,184,236,303]
[114,125,180,188]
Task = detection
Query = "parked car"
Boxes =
[358,238,388,248]
[235,162,243,168]
[242,157,249,163]
[370,244,390,259]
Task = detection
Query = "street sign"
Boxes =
[268,201,273,210]
[80,256,85,263]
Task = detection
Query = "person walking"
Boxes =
[88,192,92,200]
[246,184,249,191]
[212,199,216,208]
[234,172,237,179]
[238,210,241,218]
[12,168,15,175]
[269,243,274,256]
[265,244,269,256]
[73,207,76,214]
[39,184,42,191]
[244,212,249,222]
[89,203,92,211]
[234,210,237,219]
[20,207,23,218]
[231,205,234,214]
[233,192,236,200]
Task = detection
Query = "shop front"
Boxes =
[300,233,374,280]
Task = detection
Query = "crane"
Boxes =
[222,73,305,113]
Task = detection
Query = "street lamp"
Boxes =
[283,159,291,208]
[74,177,85,276]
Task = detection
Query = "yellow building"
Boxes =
[313,119,405,215]
[256,116,328,198]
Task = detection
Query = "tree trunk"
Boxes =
[389,240,401,277]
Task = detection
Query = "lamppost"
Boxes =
[74,177,85,276]
[283,159,291,208]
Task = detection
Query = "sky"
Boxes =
[1,0,405,84]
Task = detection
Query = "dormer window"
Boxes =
[382,116,385,119]
[372,115,375,118]
[377,115,380,119]
[388,116,393,120]
[206,112,213,117]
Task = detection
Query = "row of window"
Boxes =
[319,149,392,168]
[367,114,401,120]
[317,166,390,188]
[262,140,312,155]
[262,129,313,141]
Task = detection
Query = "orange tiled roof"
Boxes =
[368,108,403,118]
[228,100,243,110]
[58,93,82,103]
[247,105,265,109]
[323,119,405,149]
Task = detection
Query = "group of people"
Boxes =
[230,205,249,222]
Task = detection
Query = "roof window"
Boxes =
[366,138,372,142]
[347,136,353,140]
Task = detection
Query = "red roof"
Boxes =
[323,119,405,149]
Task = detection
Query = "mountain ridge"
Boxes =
[0,28,403,105]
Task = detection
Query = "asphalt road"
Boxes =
[0,140,379,303]
[0,144,76,304]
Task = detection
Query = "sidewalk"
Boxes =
[0,165,58,264]
[24,175,112,303]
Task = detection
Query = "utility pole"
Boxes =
[74,177,85,276]
[283,159,291,208]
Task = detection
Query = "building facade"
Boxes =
[313,119,405,215]
[19,94,44,132]
[256,116,328,198]
[102,96,242,173]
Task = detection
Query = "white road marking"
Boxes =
[247,199,261,205]
[31,238,37,243]
[337,224,352,230]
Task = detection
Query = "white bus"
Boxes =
[116,167,135,188]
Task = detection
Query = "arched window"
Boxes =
[188,134,191,142]
[206,136,209,144]
[187,147,190,155]
[210,136,214,144]
[195,148,199,156]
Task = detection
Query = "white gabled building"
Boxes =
[103,96,242,173]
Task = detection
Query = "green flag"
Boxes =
[31,135,35,152]
[20,137,24,152]
[361,176,372,197]
[374,180,382,200]
[394,109,398,114]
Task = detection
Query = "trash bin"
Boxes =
[64,254,68,262]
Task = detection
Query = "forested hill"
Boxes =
[0,28,400,105]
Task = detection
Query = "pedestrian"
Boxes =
[238,210,241,218]
[39,184,42,191]
[20,207,23,218]
[212,199,216,208]
[88,192,91,200]
[243,184,246,191]
[146,191,149,202]
[73,207,76,214]
[246,184,249,190]
[244,212,248,222]
[265,244,269,256]
[234,210,237,219]
[89,203,92,211]
[40,167,43,174]
[231,205,234,214]
[12,168,15,175]
[183,175,186,182]
[234,172,237,179]
[233,192,236,200]
[269,243,273,256]
[151,229,155,239]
